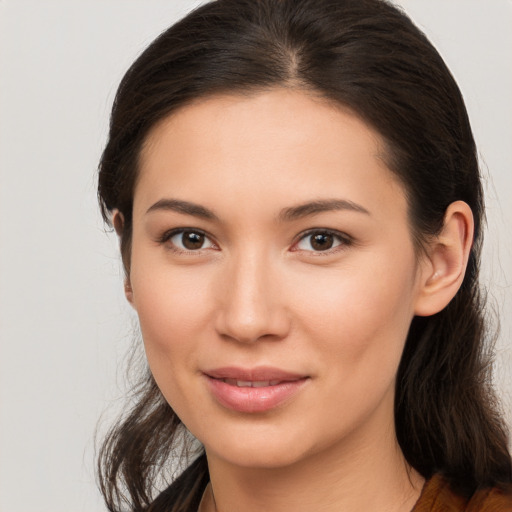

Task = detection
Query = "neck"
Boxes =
[203,416,424,512]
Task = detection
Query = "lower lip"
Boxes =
[205,376,309,413]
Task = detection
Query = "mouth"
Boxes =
[203,366,310,413]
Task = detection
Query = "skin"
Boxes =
[120,88,473,512]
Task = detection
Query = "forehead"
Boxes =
[135,88,406,221]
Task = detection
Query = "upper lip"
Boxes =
[204,366,308,382]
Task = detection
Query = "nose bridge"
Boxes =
[215,246,288,343]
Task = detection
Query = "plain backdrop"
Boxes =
[0,1,511,511]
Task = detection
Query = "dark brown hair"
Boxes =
[97,0,512,510]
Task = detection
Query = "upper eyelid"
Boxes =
[290,228,353,253]
[294,228,352,243]
[159,227,213,242]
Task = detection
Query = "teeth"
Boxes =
[237,380,254,387]
[221,379,282,387]
[251,381,270,388]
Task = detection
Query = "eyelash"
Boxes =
[291,229,353,255]
[158,228,218,254]
[157,228,353,255]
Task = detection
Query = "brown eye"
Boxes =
[168,230,215,251]
[295,230,348,252]
[182,231,205,249]
[310,233,334,251]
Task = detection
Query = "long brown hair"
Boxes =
[97,0,512,510]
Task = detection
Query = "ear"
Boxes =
[414,201,474,317]
[112,209,135,306]
[124,279,134,306]
[112,209,124,237]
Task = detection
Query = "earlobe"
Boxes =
[414,201,474,317]
[124,279,134,305]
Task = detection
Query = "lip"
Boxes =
[203,366,309,413]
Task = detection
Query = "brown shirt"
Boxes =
[150,462,512,511]
[412,474,512,511]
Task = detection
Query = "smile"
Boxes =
[203,367,310,413]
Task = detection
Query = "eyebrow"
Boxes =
[146,199,218,220]
[145,197,370,222]
[278,199,370,221]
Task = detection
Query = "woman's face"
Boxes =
[128,89,428,469]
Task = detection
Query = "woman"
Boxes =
[97,0,512,510]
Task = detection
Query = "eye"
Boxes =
[294,230,350,252]
[164,229,216,252]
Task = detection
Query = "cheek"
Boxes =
[129,265,219,430]
[129,255,215,373]
[289,251,418,380]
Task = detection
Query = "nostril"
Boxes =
[215,307,290,344]
[214,261,291,343]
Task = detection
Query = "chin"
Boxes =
[208,441,308,470]
[195,418,321,470]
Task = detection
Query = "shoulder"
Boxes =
[413,473,512,512]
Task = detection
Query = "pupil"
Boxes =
[311,233,333,251]
[183,231,204,250]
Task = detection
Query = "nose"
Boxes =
[214,252,291,344]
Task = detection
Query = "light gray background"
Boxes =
[0,1,510,511]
